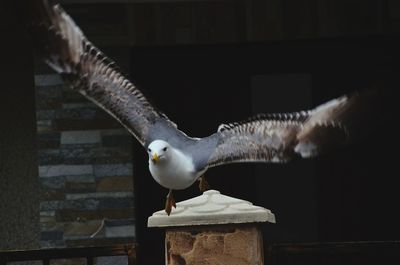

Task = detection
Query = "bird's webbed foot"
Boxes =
[198,175,210,192]
[165,189,176,216]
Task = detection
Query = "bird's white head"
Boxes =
[147,140,171,164]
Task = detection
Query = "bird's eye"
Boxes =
[163,147,168,152]
[147,148,151,153]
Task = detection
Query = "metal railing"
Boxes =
[3,240,400,265]
[0,244,137,265]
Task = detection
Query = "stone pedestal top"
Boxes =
[148,190,276,227]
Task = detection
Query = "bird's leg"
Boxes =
[165,189,176,216]
[198,175,210,192]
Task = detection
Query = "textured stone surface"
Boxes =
[36,98,62,110]
[54,118,121,131]
[62,89,90,104]
[41,176,66,189]
[61,130,102,145]
[41,230,64,241]
[62,102,96,109]
[102,135,133,148]
[98,197,134,209]
[37,119,54,132]
[40,199,100,211]
[94,163,133,178]
[96,256,128,265]
[39,165,94,178]
[150,192,271,265]
[37,132,61,150]
[105,225,136,238]
[41,189,66,201]
[35,73,135,248]
[148,190,275,227]
[63,220,103,237]
[100,129,130,136]
[56,208,135,222]
[96,176,134,192]
[37,109,57,120]
[57,146,132,165]
[35,74,63,86]
[49,258,87,265]
[57,107,100,120]
[65,181,96,193]
[8,261,43,265]
[65,191,133,200]
[39,150,63,165]
[166,226,264,265]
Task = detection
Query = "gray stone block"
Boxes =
[100,129,130,136]
[96,256,128,265]
[62,89,88,103]
[38,132,61,142]
[39,165,93,178]
[65,174,96,183]
[105,218,134,227]
[94,164,132,178]
[35,84,63,99]
[57,107,99,120]
[36,110,57,120]
[61,130,101,145]
[40,176,65,189]
[35,74,63,86]
[40,199,100,211]
[54,118,122,131]
[98,197,134,209]
[54,176,95,193]
[89,156,132,165]
[65,182,97,194]
[40,240,66,248]
[35,98,62,110]
[65,199,101,211]
[101,135,133,148]
[59,146,94,165]
[41,189,66,201]
[40,211,56,217]
[38,150,63,165]
[37,120,53,132]
[66,192,133,200]
[105,225,135,238]
[40,230,63,241]
[62,102,97,109]
[87,147,132,164]
[40,201,63,211]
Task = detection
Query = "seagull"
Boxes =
[31,0,374,215]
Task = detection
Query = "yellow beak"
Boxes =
[151,153,159,163]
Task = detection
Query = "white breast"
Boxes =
[148,147,205,190]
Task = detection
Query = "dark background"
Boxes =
[1,0,399,264]
[130,38,399,264]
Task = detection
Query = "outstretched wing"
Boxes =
[30,0,176,146]
[207,93,369,168]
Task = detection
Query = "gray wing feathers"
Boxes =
[31,0,175,145]
[208,94,363,167]
[208,119,302,167]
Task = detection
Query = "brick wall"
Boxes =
[35,73,135,249]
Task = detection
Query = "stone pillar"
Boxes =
[148,190,275,265]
